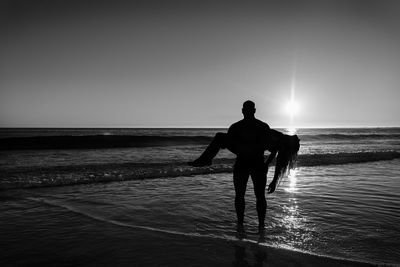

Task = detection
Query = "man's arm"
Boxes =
[267,167,280,194]
[265,149,277,166]
[265,150,281,194]
[263,149,276,174]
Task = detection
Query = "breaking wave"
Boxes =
[2,132,400,150]
[0,135,212,150]
[1,151,399,190]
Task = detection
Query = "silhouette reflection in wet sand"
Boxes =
[189,100,300,232]
[233,243,268,267]
[232,211,268,266]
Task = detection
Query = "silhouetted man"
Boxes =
[189,100,270,230]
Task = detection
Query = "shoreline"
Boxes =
[1,197,381,267]
[2,165,399,266]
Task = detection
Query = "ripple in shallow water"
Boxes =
[1,159,400,265]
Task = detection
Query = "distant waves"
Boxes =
[0,135,213,150]
[298,151,400,166]
[2,133,400,150]
[1,152,399,190]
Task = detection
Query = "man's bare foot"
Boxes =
[236,223,246,239]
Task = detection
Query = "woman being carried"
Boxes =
[188,128,300,194]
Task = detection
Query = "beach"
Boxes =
[1,128,400,266]
[1,189,375,267]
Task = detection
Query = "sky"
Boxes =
[1,0,400,128]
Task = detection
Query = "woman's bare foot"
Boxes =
[187,159,212,167]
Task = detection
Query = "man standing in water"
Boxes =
[189,100,270,231]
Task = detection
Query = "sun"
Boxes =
[285,99,300,118]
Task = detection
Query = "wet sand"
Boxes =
[1,197,377,267]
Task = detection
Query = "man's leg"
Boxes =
[188,132,228,167]
[251,171,267,229]
[233,171,249,226]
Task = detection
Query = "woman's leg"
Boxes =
[188,132,228,167]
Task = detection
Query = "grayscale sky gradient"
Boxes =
[1,0,400,127]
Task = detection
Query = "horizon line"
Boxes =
[1,125,400,129]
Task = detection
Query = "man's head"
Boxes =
[242,100,256,119]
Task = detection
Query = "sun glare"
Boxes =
[285,99,300,118]
[286,58,300,129]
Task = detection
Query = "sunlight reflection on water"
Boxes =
[286,127,297,135]
[284,169,298,193]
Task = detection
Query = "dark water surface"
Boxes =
[1,159,399,265]
[1,128,399,265]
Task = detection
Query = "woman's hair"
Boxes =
[275,133,300,185]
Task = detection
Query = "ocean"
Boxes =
[1,127,399,266]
